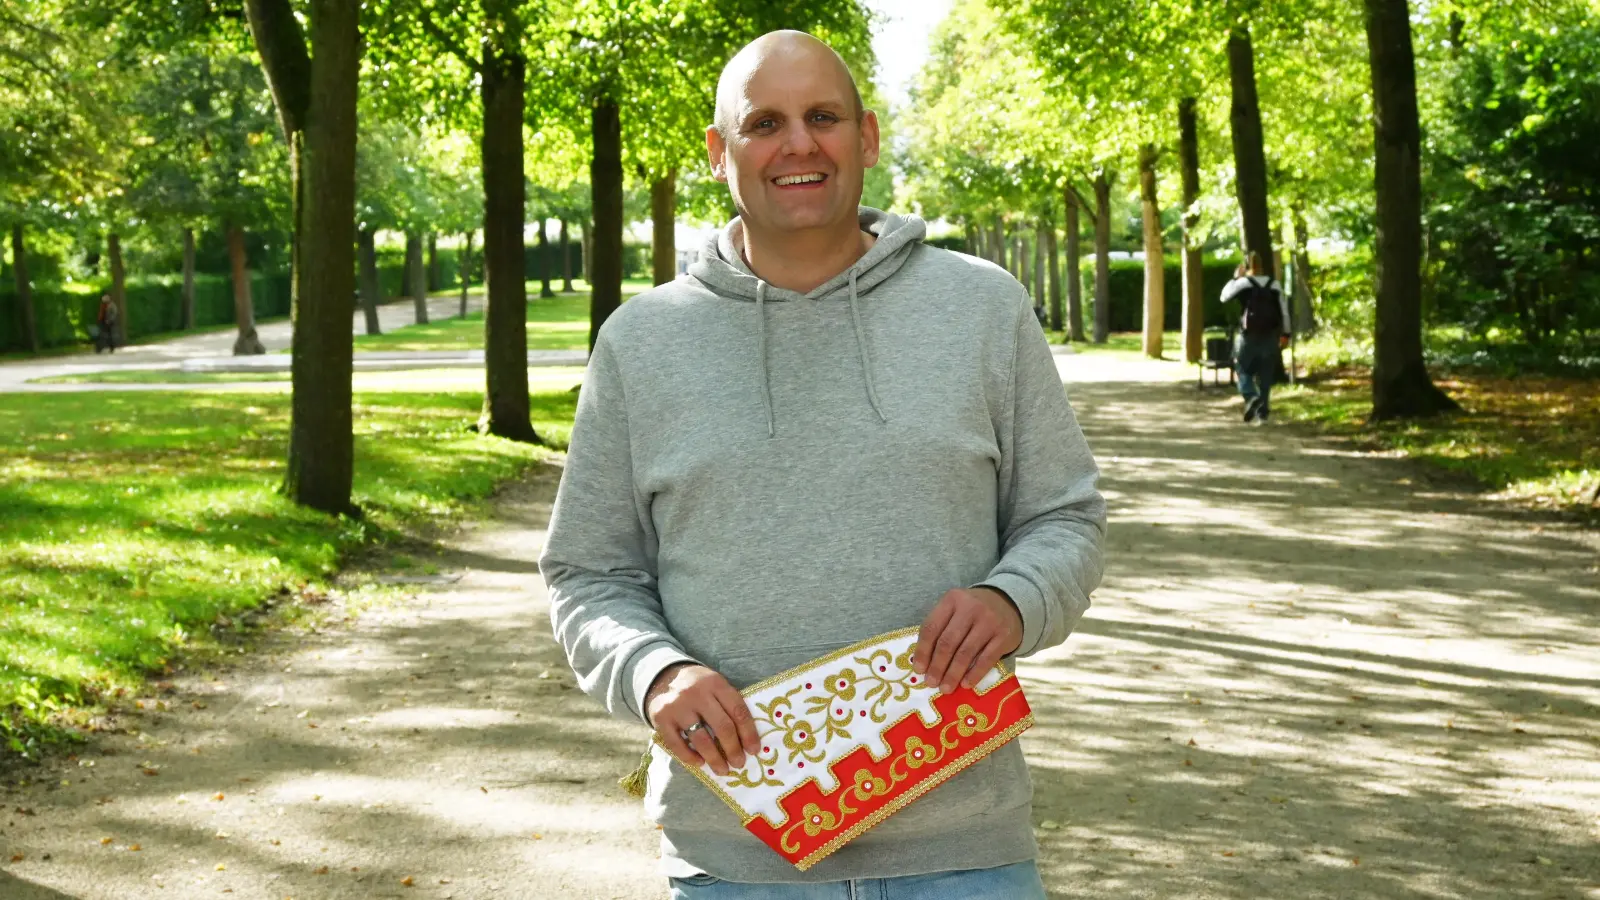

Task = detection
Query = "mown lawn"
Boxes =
[349,280,654,353]
[0,386,578,760]
[1274,366,1600,515]
[34,366,588,389]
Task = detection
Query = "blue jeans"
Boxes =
[1236,333,1282,417]
[667,860,1046,899]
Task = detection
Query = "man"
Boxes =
[1219,252,1292,424]
[542,31,1105,897]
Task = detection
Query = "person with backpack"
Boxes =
[1220,252,1291,424]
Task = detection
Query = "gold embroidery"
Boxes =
[658,673,1027,832]
[793,713,1036,871]
[646,629,1024,839]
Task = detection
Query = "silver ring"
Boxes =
[680,721,713,743]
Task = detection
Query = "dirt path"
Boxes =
[3,359,1597,900]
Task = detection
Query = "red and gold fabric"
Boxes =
[656,628,1034,870]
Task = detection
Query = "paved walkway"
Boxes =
[2,357,1597,899]
[0,294,496,392]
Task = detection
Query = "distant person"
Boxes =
[95,295,119,354]
[1220,252,1290,424]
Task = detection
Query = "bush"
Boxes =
[1079,256,1246,333]
[0,272,292,352]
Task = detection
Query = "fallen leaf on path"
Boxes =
[142,768,160,776]
[127,844,141,852]
[1221,851,1235,857]
[215,863,226,871]
[313,866,329,875]
[1183,759,1192,766]
[1187,738,1197,747]
[100,837,113,845]
[1352,857,1360,865]
[9,854,23,863]
[401,876,415,886]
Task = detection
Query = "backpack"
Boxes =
[1240,278,1282,336]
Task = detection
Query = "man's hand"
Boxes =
[913,587,1024,694]
[644,663,761,777]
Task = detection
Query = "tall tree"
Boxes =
[1178,96,1205,363]
[1228,23,1276,267]
[1138,142,1166,358]
[244,0,363,515]
[1363,0,1457,418]
[651,170,677,286]
[1063,187,1086,341]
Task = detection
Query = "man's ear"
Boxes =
[706,124,728,183]
[860,109,881,169]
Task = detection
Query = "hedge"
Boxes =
[0,272,292,353]
[1084,257,1246,333]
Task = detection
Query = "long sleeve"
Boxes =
[540,336,696,725]
[975,302,1108,657]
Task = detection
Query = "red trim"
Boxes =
[743,676,1032,866]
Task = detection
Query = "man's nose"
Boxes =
[778,118,819,156]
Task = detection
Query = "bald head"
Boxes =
[713,30,864,138]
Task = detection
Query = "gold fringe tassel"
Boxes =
[618,746,652,798]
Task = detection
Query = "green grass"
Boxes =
[1273,367,1599,515]
[350,281,653,353]
[0,384,579,760]
[32,368,587,392]
[35,370,294,384]
[1048,330,1186,359]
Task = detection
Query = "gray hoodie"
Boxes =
[541,208,1106,883]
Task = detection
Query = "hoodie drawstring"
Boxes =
[847,269,889,425]
[756,281,775,438]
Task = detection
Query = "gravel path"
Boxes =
[3,357,1596,900]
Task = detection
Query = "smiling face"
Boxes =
[706,33,879,241]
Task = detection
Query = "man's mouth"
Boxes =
[772,173,827,187]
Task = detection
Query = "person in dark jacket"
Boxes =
[1219,253,1291,423]
[94,294,119,353]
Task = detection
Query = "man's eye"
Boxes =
[752,118,777,132]
[810,113,839,125]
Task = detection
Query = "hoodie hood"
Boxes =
[685,207,927,437]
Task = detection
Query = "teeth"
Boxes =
[775,173,825,186]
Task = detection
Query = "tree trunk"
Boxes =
[479,24,538,442]
[559,219,573,292]
[10,224,38,353]
[357,226,382,335]
[1291,200,1316,334]
[992,217,1005,269]
[537,218,554,298]
[1017,236,1029,292]
[245,0,360,515]
[1064,188,1085,342]
[405,231,428,324]
[651,169,677,286]
[1364,0,1457,419]
[589,97,624,350]
[181,227,197,330]
[1138,143,1166,359]
[1179,96,1205,363]
[459,229,473,317]
[1229,24,1276,269]
[581,225,592,283]
[227,224,266,355]
[1045,218,1062,333]
[1031,226,1044,308]
[427,232,440,292]
[965,222,978,258]
[107,232,129,346]
[1093,173,1112,343]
